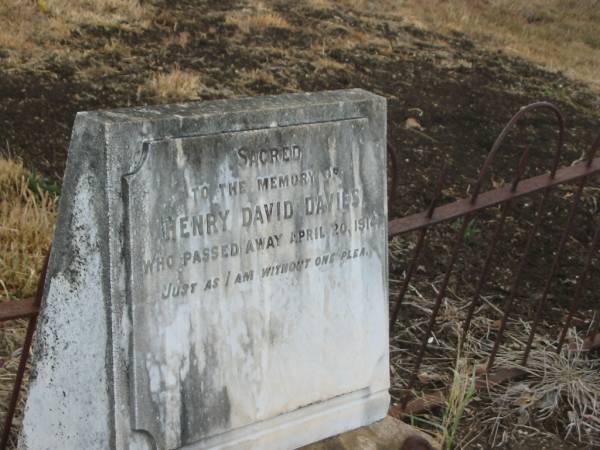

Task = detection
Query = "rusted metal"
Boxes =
[522,137,600,365]
[401,214,471,407]
[389,228,427,331]
[557,223,600,353]
[389,100,599,410]
[486,180,551,372]
[388,157,600,236]
[556,134,600,353]
[582,332,600,352]
[0,250,49,450]
[460,202,509,347]
[389,391,446,418]
[475,367,528,391]
[0,298,39,321]
[390,367,528,418]
[461,147,531,348]
[388,143,400,212]
[390,167,447,330]
[469,101,565,202]
[520,178,585,365]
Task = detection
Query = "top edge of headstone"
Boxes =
[80,89,383,123]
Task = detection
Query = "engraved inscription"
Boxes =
[124,118,387,450]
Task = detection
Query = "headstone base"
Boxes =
[301,415,439,450]
[196,389,388,449]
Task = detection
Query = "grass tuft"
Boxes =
[487,334,600,446]
[440,353,477,449]
[313,57,348,72]
[0,156,56,301]
[139,68,203,101]
[225,9,291,34]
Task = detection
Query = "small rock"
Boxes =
[404,117,424,131]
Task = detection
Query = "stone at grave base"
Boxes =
[193,389,389,449]
[301,415,439,450]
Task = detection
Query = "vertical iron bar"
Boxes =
[390,228,427,331]
[402,214,471,406]
[1,251,50,450]
[461,147,531,348]
[521,177,586,365]
[487,189,552,372]
[557,224,600,353]
[551,135,599,355]
[460,202,509,348]
[390,168,446,330]
[388,143,400,213]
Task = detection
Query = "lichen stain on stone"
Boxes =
[30,171,102,381]
[241,315,256,356]
[61,173,100,287]
[179,340,231,446]
[268,317,283,346]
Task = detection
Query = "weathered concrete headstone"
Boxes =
[20,89,389,450]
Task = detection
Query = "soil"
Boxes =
[1,0,599,448]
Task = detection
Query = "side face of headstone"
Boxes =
[20,89,389,450]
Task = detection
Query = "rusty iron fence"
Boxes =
[0,252,48,449]
[1,102,599,446]
[387,102,600,413]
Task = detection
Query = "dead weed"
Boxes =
[0,155,56,449]
[138,68,204,101]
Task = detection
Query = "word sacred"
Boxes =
[237,145,302,166]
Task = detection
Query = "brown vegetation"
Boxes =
[0,0,150,66]
[225,4,291,34]
[0,158,55,298]
[399,0,600,90]
[139,68,204,101]
[0,157,56,448]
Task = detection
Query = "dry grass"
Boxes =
[440,354,477,449]
[308,0,600,89]
[226,12,291,33]
[388,256,600,448]
[139,68,204,101]
[485,333,600,446]
[306,0,401,13]
[0,0,150,67]
[241,68,278,86]
[312,57,349,72]
[399,0,600,89]
[42,0,146,27]
[0,156,56,449]
[225,3,292,34]
[162,32,192,49]
[0,158,56,299]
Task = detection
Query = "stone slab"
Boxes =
[301,416,439,450]
[20,89,389,450]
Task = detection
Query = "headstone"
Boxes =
[20,89,389,450]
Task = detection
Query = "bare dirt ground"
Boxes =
[1,1,600,448]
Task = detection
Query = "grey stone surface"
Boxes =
[20,89,389,450]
